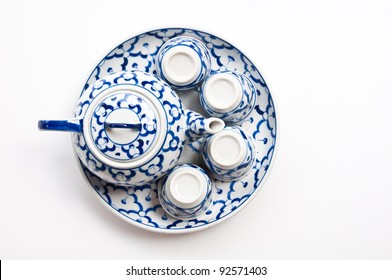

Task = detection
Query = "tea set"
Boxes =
[38,28,277,233]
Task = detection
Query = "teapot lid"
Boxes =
[83,84,167,169]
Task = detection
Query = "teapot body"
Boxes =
[73,71,187,186]
[39,70,224,186]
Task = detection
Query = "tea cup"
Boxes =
[202,126,256,181]
[200,71,257,124]
[156,36,211,91]
[159,164,214,220]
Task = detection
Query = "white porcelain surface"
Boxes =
[162,46,201,86]
[167,169,206,207]
[208,130,247,169]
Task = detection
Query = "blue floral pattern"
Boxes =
[184,110,208,142]
[77,28,277,233]
[73,70,186,186]
[90,92,157,161]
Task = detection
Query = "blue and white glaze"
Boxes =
[155,36,211,90]
[77,28,277,233]
[200,71,257,124]
[71,70,222,186]
[201,127,256,181]
[90,92,158,161]
[71,70,187,186]
[185,110,209,143]
[159,164,214,220]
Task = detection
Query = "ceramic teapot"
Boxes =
[39,70,224,186]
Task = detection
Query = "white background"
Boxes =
[1,0,391,259]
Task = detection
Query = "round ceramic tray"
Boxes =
[78,28,277,233]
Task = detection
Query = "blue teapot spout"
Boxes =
[184,110,225,142]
